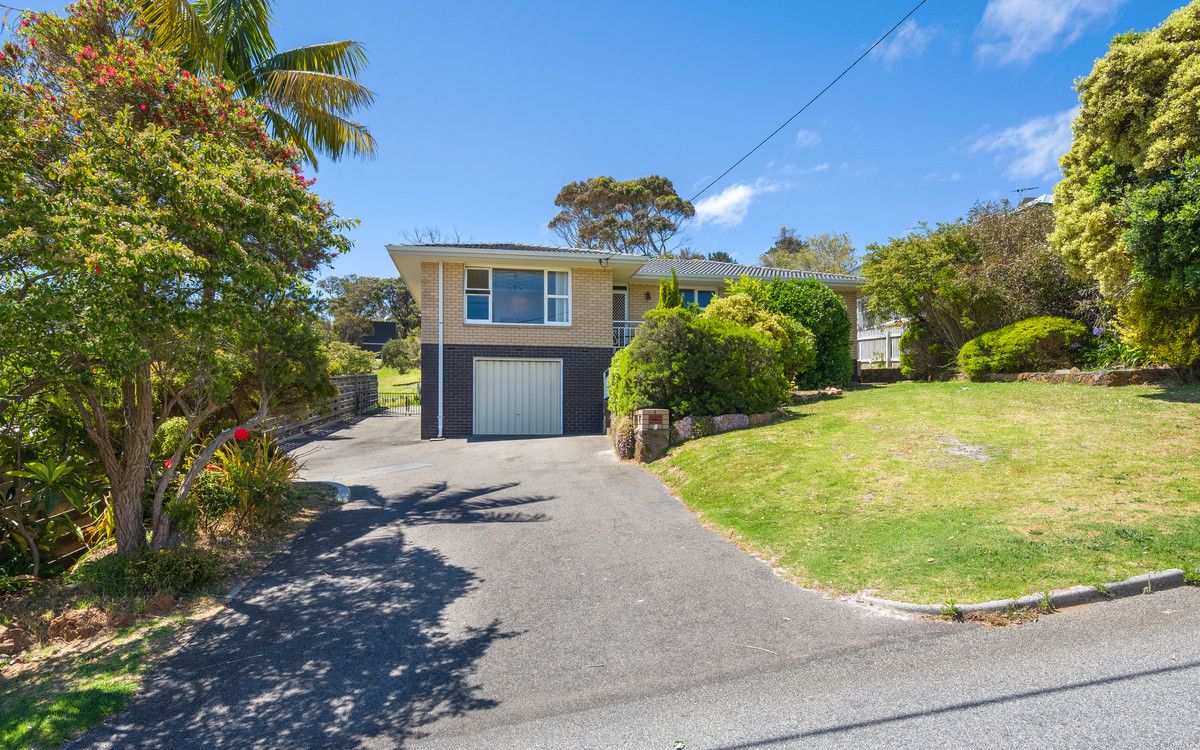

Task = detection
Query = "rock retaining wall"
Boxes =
[977,366,1179,387]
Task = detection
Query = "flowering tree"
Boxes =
[0,1,351,555]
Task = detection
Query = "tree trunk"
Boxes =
[110,475,147,556]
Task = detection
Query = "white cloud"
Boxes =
[872,20,934,69]
[976,0,1124,65]
[794,129,822,148]
[969,107,1077,179]
[694,179,781,227]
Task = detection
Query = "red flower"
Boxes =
[233,427,250,441]
[205,463,218,471]
[164,459,173,469]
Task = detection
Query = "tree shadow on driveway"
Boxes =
[75,482,551,749]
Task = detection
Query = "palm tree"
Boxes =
[137,0,376,165]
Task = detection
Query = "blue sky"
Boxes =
[22,0,1190,276]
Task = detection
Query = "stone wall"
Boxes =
[977,366,1179,387]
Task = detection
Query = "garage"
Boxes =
[473,358,563,436]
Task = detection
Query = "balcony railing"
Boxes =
[613,320,642,349]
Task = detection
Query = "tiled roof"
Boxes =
[632,258,863,284]
[391,242,637,257]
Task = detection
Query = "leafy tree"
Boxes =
[548,175,695,255]
[657,269,683,309]
[759,228,857,274]
[380,336,420,372]
[135,0,376,164]
[318,275,418,344]
[323,342,376,376]
[1050,3,1200,365]
[0,2,350,555]
[707,251,735,263]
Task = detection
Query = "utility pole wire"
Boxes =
[689,0,930,204]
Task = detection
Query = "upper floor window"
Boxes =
[681,288,715,308]
[465,267,571,325]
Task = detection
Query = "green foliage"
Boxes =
[610,414,635,460]
[758,278,852,387]
[70,547,221,597]
[607,307,788,418]
[185,468,238,533]
[657,269,683,309]
[214,435,299,529]
[707,280,816,385]
[759,227,857,274]
[548,175,695,255]
[1051,4,1200,362]
[1082,329,1153,370]
[707,251,735,263]
[899,322,954,380]
[136,0,377,164]
[1121,155,1200,294]
[1116,284,1200,367]
[957,317,1088,380]
[152,417,191,463]
[379,336,420,371]
[941,600,964,621]
[323,341,377,376]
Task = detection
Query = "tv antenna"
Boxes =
[1012,186,1041,197]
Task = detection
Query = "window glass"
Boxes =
[697,290,714,308]
[681,289,696,305]
[547,270,568,296]
[492,269,544,324]
[548,297,569,323]
[466,294,489,321]
[466,268,490,292]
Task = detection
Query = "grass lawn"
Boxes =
[377,367,420,391]
[650,381,1200,604]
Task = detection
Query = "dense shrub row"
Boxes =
[957,317,1088,380]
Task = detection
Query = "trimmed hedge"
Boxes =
[608,307,788,418]
[761,278,853,387]
[957,316,1088,380]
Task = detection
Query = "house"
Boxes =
[387,243,864,439]
[358,320,399,353]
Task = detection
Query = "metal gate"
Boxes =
[378,390,420,415]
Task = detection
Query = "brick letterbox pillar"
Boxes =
[633,408,670,462]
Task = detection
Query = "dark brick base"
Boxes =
[420,344,612,439]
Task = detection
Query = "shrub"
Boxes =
[708,283,817,385]
[188,467,239,532]
[957,316,1088,380]
[658,269,683,309]
[380,335,421,371]
[70,547,221,597]
[899,322,954,380]
[608,307,788,418]
[1116,284,1200,368]
[215,435,299,529]
[610,414,635,460]
[152,416,190,462]
[324,341,377,376]
[760,278,853,387]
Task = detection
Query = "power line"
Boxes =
[689,0,930,204]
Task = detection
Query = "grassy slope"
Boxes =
[650,381,1200,603]
[377,367,420,391]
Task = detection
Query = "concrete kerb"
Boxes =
[320,481,352,504]
[855,569,1189,617]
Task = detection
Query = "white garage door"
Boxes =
[473,358,563,436]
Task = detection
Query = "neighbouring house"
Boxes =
[856,298,906,369]
[387,243,864,439]
[359,320,399,353]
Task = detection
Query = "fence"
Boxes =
[857,328,902,368]
[378,389,420,415]
[265,374,379,442]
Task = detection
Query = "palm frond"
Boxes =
[255,40,369,78]
[261,107,317,165]
[262,69,375,117]
[267,98,377,163]
[136,0,209,59]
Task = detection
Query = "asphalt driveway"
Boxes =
[76,414,1200,749]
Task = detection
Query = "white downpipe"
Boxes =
[437,262,444,438]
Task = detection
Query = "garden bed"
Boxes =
[648,381,1200,604]
[0,482,337,749]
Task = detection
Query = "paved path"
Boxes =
[77,415,1200,749]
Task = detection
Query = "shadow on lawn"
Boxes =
[1136,384,1200,404]
[73,482,550,749]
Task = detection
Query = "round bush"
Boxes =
[608,307,788,418]
[957,316,1088,380]
[380,336,421,371]
[761,278,853,387]
[702,292,816,386]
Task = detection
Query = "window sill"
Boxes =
[464,321,572,328]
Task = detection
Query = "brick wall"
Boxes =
[420,343,611,439]
[420,262,612,348]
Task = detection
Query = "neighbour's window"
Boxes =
[464,267,571,325]
[681,289,715,308]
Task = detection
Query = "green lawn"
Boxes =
[377,367,420,391]
[649,381,1200,604]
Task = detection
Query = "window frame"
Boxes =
[680,287,718,309]
[463,266,572,327]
